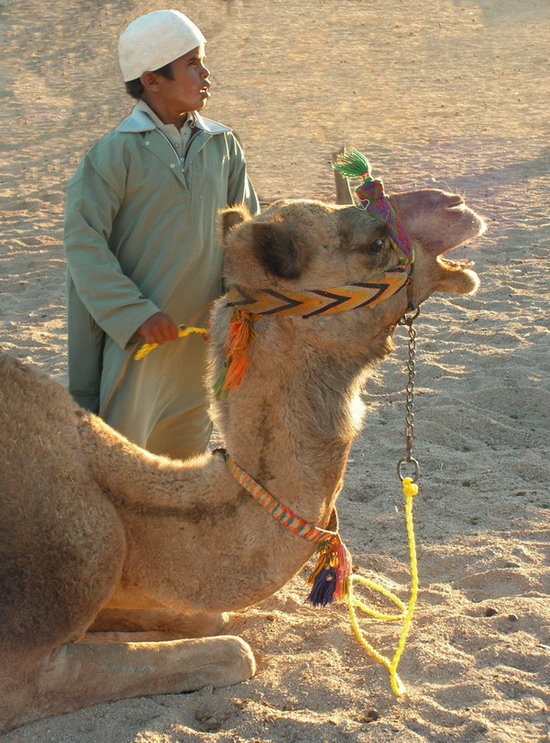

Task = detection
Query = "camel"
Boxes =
[0,165,485,732]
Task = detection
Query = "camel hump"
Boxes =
[0,353,126,655]
[0,350,76,414]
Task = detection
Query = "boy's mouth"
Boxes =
[200,85,211,99]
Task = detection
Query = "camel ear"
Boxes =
[221,205,251,240]
[251,221,306,279]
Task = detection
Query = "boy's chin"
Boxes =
[188,100,208,113]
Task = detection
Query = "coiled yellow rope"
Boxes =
[346,476,419,695]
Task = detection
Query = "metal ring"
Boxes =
[398,306,420,325]
[397,457,420,483]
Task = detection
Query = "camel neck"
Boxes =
[214,321,376,527]
[82,309,394,613]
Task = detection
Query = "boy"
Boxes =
[64,9,259,459]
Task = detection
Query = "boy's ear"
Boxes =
[251,221,307,279]
[221,205,251,240]
[140,71,161,91]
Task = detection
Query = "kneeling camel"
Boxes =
[0,161,485,732]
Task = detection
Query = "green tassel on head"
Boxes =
[332,149,414,264]
[333,149,371,180]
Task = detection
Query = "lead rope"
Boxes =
[345,306,420,695]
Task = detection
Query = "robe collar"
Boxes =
[117,105,231,136]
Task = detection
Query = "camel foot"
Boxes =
[1,635,255,734]
[88,608,227,637]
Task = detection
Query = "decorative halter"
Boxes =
[333,149,414,266]
[211,153,421,695]
[211,149,417,398]
[224,267,409,318]
[214,265,410,399]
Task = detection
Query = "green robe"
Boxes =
[64,107,259,459]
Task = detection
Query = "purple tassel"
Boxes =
[306,567,337,606]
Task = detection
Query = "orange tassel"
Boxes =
[227,312,254,352]
[214,310,256,397]
[224,352,250,389]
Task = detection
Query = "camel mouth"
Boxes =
[439,256,475,269]
[432,241,481,296]
[431,209,485,289]
[445,196,466,209]
[430,220,484,295]
[433,207,487,264]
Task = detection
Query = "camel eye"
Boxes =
[368,238,386,254]
[351,235,389,259]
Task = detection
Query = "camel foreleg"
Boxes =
[1,636,255,733]
[88,608,227,637]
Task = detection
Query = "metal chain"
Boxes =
[397,308,420,483]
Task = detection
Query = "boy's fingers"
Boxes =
[137,312,178,344]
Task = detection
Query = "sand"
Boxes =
[0,0,549,741]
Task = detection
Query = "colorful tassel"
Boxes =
[306,537,352,607]
[332,148,371,179]
[214,310,256,399]
[307,566,338,606]
[333,149,414,266]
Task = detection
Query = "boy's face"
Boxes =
[141,45,211,121]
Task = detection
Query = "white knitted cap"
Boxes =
[118,9,206,82]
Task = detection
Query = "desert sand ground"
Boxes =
[1,0,549,741]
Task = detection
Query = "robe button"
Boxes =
[170,163,176,169]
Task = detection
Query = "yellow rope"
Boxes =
[346,476,419,695]
[134,325,208,360]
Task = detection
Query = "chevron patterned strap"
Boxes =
[225,267,409,317]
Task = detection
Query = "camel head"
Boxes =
[211,170,486,408]
[220,189,485,331]
[207,186,485,437]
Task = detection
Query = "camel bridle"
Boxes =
[216,296,422,699]
[216,149,418,397]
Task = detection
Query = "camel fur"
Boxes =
[0,182,485,732]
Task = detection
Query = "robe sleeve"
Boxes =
[64,139,160,351]
[226,134,260,216]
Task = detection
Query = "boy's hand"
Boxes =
[137,312,179,345]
